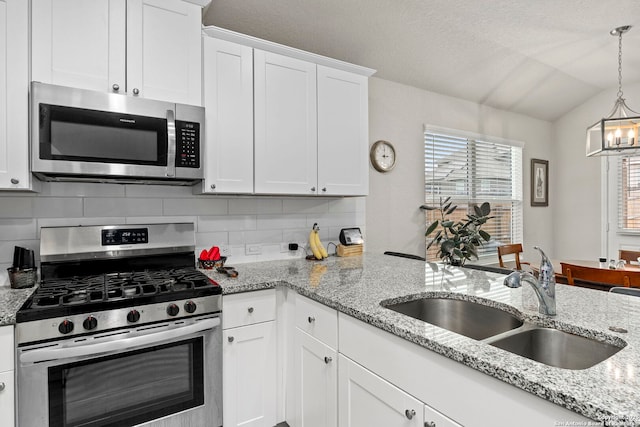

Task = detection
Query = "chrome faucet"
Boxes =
[503,246,556,316]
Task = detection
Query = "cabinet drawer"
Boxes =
[0,326,13,372]
[223,289,276,329]
[295,294,338,348]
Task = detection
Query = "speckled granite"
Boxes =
[0,286,34,326]
[202,254,640,426]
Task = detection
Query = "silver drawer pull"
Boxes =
[228,336,234,343]
[324,356,332,364]
[248,307,254,314]
[405,409,416,420]
[10,178,19,185]
[112,83,120,91]
[308,316,315,323]
[0,382,5,392]
[425,422,436,427]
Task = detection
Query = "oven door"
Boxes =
[17,316,222,427]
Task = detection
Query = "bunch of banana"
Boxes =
[308,223,329,260]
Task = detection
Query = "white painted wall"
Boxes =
[366,77,554,263]
[552,82,640,260]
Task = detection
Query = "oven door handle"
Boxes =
[20,317,220,364]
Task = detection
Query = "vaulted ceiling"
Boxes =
[204,0,640,122]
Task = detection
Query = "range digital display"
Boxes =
[102,228,149,246]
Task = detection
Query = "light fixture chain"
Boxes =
[618,31,624,99]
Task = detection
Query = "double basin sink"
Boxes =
[384,297,624,370]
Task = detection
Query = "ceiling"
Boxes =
[203,0,640,122]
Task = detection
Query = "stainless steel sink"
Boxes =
[384,297,523,340]
[489,327,624,370]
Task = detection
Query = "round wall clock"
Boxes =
[370,140,396,173]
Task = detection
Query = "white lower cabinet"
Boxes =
[223,290,277,427]
[0,325,14,427]
[294,328,337,427]
[338,354,460,427]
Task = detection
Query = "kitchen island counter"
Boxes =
[204,253,640,425]
[0,287,33,326]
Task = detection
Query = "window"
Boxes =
[424,128,523,261]
[619,156,640,230]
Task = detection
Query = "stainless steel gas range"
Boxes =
[15,223,222,427]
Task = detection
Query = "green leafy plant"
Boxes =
[421,197,492,266]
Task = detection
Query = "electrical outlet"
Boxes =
[245,244,262,255]
[219,244,230,257]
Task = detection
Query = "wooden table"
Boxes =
[533,259,640,291]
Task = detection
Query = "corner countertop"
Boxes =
[0,287,34,327]
[202,253,640,425]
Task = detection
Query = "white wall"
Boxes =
[552,82,640,260]
[366,77,554,263]
[0,182,365,286]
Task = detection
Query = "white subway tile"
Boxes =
[37,217,126,237]
[228,198,283,215]
[328,197,366,213]
[0,239,40,265]
[0,263,9,287]
[0,197,33,218]
[0,219,37,240]
[283,198,329,214]
[257,214,307,230]
[196,232,228,248]
[125,185,194,198]
[39,182,125,197]
[282,228,310,245]
[163,198,228,216]
[33,198,83,218]
[229,230,283,245]
[84,198,163,217]
[198,215,256,232]
[126,216,198,227]
[306,212,360,228]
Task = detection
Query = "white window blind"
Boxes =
[618,156,640,230]
[424,130,523,260]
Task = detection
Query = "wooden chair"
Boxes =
[560,262,640,289]
[618,250,640,263]
[497,244,530,270]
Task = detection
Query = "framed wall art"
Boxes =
[531,159,548,207]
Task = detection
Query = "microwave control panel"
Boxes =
[175,120,200,168]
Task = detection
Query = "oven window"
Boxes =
[39,104,168,166]
[48,338,204,427]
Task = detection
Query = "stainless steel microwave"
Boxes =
[30,82,205,185]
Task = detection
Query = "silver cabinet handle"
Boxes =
[248,307,254,313]
[10,178,19,185]
[228,336,234,343]
[211,184,216,190]
[405,409,416,420]
[324,356,332,364]
[322,187,327,192]
[424,422,436,427]
[311,187,316,192]
[112,83,120,91]
[0,382,5,392]
[132,88,140,95]
[308,316,315,323]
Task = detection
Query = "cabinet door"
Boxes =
[201,37,254,194]
[338,355,424,427]
[223,321,277,427]
[0,0,29,189]
[317,66,369,196]
[254,50,318,195]
[127,0,202,105]
[0,370,14,427]
[31,0,126,93]
[294,328,337,427]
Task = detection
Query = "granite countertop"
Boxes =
[0,286,34,326]
[203,253,640,426]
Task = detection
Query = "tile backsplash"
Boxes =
[0,182,366,286]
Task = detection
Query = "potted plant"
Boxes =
[421,197,492,266]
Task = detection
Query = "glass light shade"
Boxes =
[586,100,640,156]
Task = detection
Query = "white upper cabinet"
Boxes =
[32,0,202,105]
[0,0,30,190]
[200,37,254,194]
[254,50,318,195]
[317,66,369,196]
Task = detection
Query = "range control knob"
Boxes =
[82,316,98,330]
[58,319,74,334]
[167,304,180,316]
[127,310,140,323]
[184,301,197,314]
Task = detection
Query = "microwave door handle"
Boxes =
[166,109,176,177]
[20,317,219,364]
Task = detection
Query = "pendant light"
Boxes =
[586,25,640,156]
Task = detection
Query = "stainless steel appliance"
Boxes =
[31,82,205,185]
[15,223,222,427]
